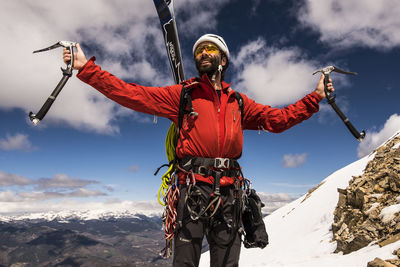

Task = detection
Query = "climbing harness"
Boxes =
[29,41,77,125]
[178,157,242,221]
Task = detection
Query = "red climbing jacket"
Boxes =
[77,57,323,185]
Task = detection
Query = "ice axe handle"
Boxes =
[323,73,366,141]
[324,74,332,100]
[29,47,73,126]
[63,46,74,76]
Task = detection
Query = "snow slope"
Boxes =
[200,132,400,267]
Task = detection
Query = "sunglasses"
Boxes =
[194,44,220,57]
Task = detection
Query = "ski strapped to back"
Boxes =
[152,0,186,258]
[153,0,185,84]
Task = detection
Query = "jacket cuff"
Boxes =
[310,91,324,102]
[77,56,97,77]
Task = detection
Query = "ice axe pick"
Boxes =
[313,66,366,142]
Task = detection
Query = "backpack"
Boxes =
[242,189,269,248]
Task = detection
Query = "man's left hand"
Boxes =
[315,74,334,99]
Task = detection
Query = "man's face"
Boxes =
[194,42,224,77]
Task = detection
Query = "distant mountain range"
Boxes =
[0,190,281,266]
[0,208,162,223]
[0,211,171,267]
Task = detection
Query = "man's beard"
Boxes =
[195,55,220,77]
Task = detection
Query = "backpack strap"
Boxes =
[177,85,196,139]
[177,85,187,136]
[234,91,244,127]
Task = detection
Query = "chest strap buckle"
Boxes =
[214,157,230,169]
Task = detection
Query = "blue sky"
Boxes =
[0,0,399,214]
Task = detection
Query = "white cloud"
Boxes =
[281,153,308,168]
[16,191,64,202]
[0,199,163,217]
[0,189,106,203]
[257,192,295,214]
[35,174,99,190]
[298,0,400,49]
[0,171,32,187]
[270,183,317,189]
[0,0,230,134]
[16,189,106,202]
[0,0,155,134]
[0,171,100,190]
[175,0,231,35]
[231,38,319,106]
[0,171,106,203]
[258,192,294,202]
[0,190,22,202]
[68,188,106,198]
[357,114,400,158]
[0,133,35,152]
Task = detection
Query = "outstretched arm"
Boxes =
[242,75,335,133]
[62,45,181,121]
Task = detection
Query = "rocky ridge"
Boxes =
[332,134,400,266]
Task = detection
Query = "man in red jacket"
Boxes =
[64,34,334,267]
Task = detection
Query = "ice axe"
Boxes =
[313,66,366,141]
[29,41,77,125]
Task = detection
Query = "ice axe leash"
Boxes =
[29,41,77,125]
[313,66,366,142]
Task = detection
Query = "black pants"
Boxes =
[173,182,242,267]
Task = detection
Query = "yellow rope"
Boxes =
[157,123,178,206]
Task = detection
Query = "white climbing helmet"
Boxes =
[192,34,230,59]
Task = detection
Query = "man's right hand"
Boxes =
[63,43,88,71]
